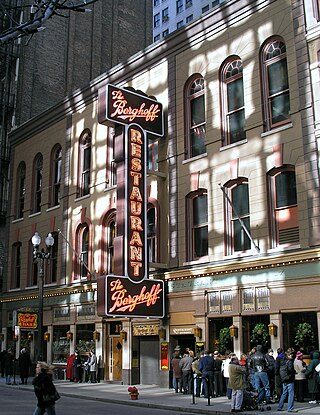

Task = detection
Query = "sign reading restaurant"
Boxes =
[98,84,165,318]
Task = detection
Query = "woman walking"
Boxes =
[32,361,60,415]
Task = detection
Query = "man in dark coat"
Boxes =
[249,344,271,403]
[4,348,14,385]
[198,350,215,398]
[277,350,296,412]
[18,348,31,384]
[305,350,320,404]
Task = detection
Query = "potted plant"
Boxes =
[128,386,139,400]
[218,327,231,354]
[250,323,269,347]
[294,322,315,353]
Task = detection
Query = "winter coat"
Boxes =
[294,358,306,381]
[73,353,82,379]
[18,351,31,378]
[305,352,320,394]
[4,351,14,376]
[228,363,246,390]
[179,355,193,372]
[171,357,182,378]
[32,372,57,409]
[89,353,97,372]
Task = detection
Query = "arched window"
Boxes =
[49,145,62,207]
[77,130,91,197]
[28,239,38,286]
[11,242,21,289]
[185,75,206,158]
[224,179,251,254]
[32,153,43,213]
[46,232,59,283]
[74,223,91,280]
[102,211,116,274]
[268,166,299,248]
[186,190,208,260]
[16,161,26,219]
[261,37,290,130]
[147,206,157,263]
[106,128,117,188]
[221,57,246,145]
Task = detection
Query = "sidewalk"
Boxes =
[1,377,320,415]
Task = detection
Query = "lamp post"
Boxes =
[32,231,54,361]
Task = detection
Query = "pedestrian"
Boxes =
[198,350,214,399]
[294,350,306,402]
[72,350,82,382]
[179,351,193,394]
[171,351,183,393]
[18,347,31,384]
[66,353,75,382]
[89,350,97,383]
[228,355,246,413]
[32,361,60,415]
[222,351,236,399]
[84,355,90,382]
[274,347,284,401]
[265,348,275,400]
[249,344,271,403]
[247,347,257,391]
[213,351,224,397]
[4,348,14,385]
[192,353,202,397]
[0,349,7,377]
[305,350,320,404]
[277,350,297,413]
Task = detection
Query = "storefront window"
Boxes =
[52,325,69,363]
[76,324,95,361]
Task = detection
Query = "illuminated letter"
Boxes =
[131,157,142,172]
[130,261,143,276]
[130,231,143,246]
[130,201,142,215]
[130,246,143,261]
[130,186,142,201]
[130,171,142,186]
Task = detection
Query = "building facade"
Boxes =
[1,0,320,387]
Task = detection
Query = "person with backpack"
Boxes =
[277,350,297,413]
[249,345,271,404]
[305,350,320,404]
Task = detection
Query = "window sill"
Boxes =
[12,217,24,224]
[147,170,166,179]
[46,205,60,212]
[29,211,41,218]
[267,244,300,254]
[104,185,117,192]
[75,194,90,202]
[182,152,208,164]
[261,122,293,138]
[220,138,248,151]
[183,256,209,266]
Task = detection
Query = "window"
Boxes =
[186,14,193,23]
[221,58,246,145]
[225,180,251,254]
[162,7,169,22]
[148,135,159,171]
[177,20,184,29]
[154,12,160,28]
[74,223,91,280]
[268,166,299,247]
[16,162,26,219]
[163,29,169,38]
[11,242,21,289]
[32,153,43,213]
[147,206,157,263]
[202,5,209,13]
[261,38,290,130]
[177,0,183,14]
[154,34,160,42]
[28,239,38,286]
[154,0,160,6]
[313,0,320,21]
[46,232,58,284]
[77,130,91,197]
[212,0,219,7]
[187,190,208,260]
[102,212,116,274]
[185,75,206,158]
[49,145,62,207]
[186,0,193,8]
[106,129,116,188]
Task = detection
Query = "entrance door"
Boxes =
[110,336,122,381]
[140,336,159,384]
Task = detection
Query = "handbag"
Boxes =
[315,362,320,372]
[43,389,60,402]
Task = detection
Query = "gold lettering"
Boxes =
[130,216,143,231]
[130,201,142,215]
[130,171,142,186]
[130,231,143,246]
[130,246,143,261]
[131,143,142,158]
[130,261,143,276]
[131,157,142,172]
[130,186,142,201]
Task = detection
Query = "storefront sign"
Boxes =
[161,342,169,370]
[133,324,159,336]
[106,276,164,318]
[17,312,37,329]
[98,84,164,136]
[170,326,194,335]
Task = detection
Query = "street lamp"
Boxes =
[32,231,54,361]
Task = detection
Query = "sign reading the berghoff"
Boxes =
[98,84,164,318]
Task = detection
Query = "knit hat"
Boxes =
[296,351,303,359]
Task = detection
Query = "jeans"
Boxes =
[33,405,56,415]
[254,371,271,401]
[231,389,244,410]
[278,382,294,412]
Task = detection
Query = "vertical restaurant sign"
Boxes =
[161,342,169,370]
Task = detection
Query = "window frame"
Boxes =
[101,211,116,275]
[261,37,290,131]
[220,57,246,146]
[77,130,91,198]
[11,242,22,289]
[32,153,43,213]
[186,190,208,261]
[147,204,158,264]
[49,144,62,207]
[15,161,26,219]
[46,232,59,284]
[154,12,160,28]
[74,222,92,281]
[184,74,206,159]
[176,0,183,14]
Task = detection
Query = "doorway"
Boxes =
[109,336,122,381]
